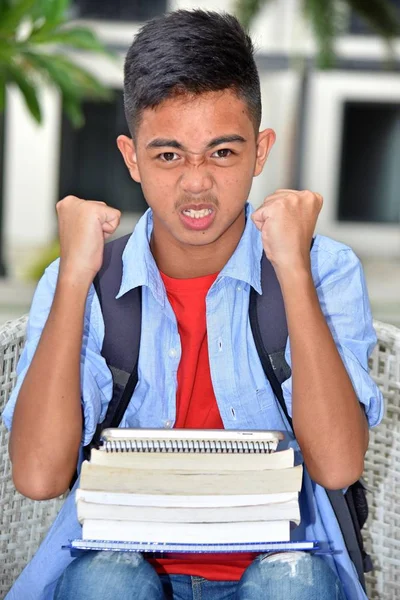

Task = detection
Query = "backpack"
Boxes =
[86,233,372,591]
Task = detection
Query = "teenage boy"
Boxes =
[4,10,383,600]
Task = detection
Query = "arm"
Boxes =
[279,263,369,489]
[252,189,368,490]
[9,196,121,500]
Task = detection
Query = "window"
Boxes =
[347,1,400,35]
[72,0,167,22]
[59,91,147,215]
[338,102,400,223]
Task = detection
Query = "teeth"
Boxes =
[182,208,212,219]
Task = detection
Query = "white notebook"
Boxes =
[82,518,290,544]
[99,427,284,454]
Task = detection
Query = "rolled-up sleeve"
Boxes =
[282,238,384,428]
[2,259,113,446]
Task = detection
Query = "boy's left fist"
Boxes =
[251,189,323,273]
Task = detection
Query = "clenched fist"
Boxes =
[56,196,121,282]
[251,189,323,275]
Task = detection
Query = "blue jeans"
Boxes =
[54,551,346,599]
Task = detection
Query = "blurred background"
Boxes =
[0,0,399,326]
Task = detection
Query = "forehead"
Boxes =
[136,90,255,147]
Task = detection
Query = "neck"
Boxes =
[150,211,246,279]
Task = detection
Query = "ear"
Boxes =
[116,135,141,183]
[253,128,276,177]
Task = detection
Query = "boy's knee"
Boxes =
[239,551,345,597]
[257,551,317,579]
[54,552,163,600]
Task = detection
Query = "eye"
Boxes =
[159,152,179,162]
[211,148,233,158]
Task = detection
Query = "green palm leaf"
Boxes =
[0,71,6,112]
[0,0,37,36]
[0,0,112,125]
[29,26,113,54]
[62,92,84,127]
[0,1,12,24]
[234,0,270,29]
[0,38,15,62]
[5,61,41,121]
[303,0,338,67]
[21,50,111,99]
[30,0,70,27]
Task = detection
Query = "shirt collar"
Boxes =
[116,203,263,302]
[116,209,166,306]
[218,203,263,294]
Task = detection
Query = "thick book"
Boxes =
[89,446,294,471]
[76,496,301,524]
[82,518,290,544]
[75,489,299,508]
[79,463,303,496]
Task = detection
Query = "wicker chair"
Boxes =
[0,315,66,598]
[0,316,399,599]
[364,321,400,599]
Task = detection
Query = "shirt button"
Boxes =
[168,348,178,358]
[237,285,242,292]
[164,420,173,428]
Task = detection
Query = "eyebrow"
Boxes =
[146,135,247,151]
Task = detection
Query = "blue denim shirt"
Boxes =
[3,204,383,600]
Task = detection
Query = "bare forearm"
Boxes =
[10,275,91,499]
[9,197,121,500]
[279,268,368,489]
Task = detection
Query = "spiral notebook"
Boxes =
[66,428,313,555]
[99,427,284,454]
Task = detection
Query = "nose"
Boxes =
[180,164,213,195]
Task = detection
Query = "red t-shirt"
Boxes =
[147,271,255,580]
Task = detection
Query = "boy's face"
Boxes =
[117,89,275,252]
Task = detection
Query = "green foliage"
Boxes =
[0,0,113,125]
[235,0,400,68]
[0,0,36,37]
[303,0,338,68]
[5,60,41,120]
[235,0,271,30]
[23,238,60,281]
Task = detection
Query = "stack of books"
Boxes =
[69,428,313,554]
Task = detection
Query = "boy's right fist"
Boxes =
[56,196,121,282]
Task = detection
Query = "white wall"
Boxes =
[3,85,61,272]
[249,70,301,207]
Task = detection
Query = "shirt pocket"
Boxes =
[255,386,276,412]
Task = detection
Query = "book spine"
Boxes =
[66,540,318,554]
[102,439,275,453]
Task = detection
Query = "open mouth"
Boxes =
[182,208,213,219]
[179,205,216,231]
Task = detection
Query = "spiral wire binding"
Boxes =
[101,439,275,454]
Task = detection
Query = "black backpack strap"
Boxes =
[248,252,291,395]
[88,234,142,452]
[249,240,369,590]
